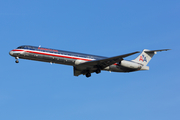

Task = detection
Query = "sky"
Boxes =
[0,0,180,120]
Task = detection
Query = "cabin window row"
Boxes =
[17,46,94,59]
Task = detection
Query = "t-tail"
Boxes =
[132,49,170,70]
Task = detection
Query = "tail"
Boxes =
[132,49,170,66]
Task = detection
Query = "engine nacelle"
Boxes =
[120,60,142,69]
[75,60,86,65]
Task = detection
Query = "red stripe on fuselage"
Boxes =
[12,49,24,52]
[12,49,92,61]
[12,49,119,65]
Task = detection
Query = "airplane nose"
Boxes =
[9,51,13,56]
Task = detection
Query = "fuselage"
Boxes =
[9,45,142,73]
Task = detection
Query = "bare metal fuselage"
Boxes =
[9,46,141,75]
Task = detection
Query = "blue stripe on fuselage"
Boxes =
[17,45,107,60]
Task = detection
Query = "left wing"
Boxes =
[74,51,140,76]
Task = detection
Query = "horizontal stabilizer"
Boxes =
[132,48,170,66]
[145,49,171,53]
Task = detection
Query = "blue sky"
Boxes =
[0,0,180,120]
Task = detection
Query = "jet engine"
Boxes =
[120,60,142,69]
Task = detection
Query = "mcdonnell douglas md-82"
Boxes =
[9,45,170,77]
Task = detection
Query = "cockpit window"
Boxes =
[17,46,24,49]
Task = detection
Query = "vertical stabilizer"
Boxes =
[132,49,170,66]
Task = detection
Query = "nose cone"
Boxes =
[9,51,13,56]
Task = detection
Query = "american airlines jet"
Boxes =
[9,45,170,77]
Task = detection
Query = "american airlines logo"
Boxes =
[139,54,147,62]
[38,47,58,52]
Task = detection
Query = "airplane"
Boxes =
[9,45,170,77]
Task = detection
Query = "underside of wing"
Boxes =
[73,51,140,76]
